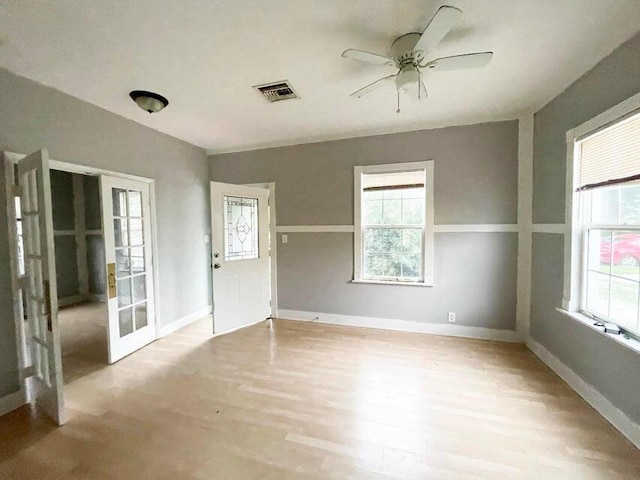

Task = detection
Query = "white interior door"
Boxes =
[100,176,156,363]
[211,182,270,334]
[16,149,65,425]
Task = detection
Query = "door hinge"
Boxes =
[11,185,22,197]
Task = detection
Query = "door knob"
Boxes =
[214,263,221,269]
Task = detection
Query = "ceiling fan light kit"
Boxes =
[341,5,493,112]
[129,90,169,113]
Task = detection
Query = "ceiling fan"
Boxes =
[341,5,493,112]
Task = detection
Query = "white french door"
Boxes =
[100,176,156,363]
[16,149,65,425]
[210,182,271,334]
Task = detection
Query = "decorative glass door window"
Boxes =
[112,188,148,337]
[223,195,259,261]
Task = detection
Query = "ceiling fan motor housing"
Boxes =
[391,33,424,66]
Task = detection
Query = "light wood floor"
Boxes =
[2,315,640,479]
[59,301,108,384]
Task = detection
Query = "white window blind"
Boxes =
[362,170,425,190]
[578,110,640,190]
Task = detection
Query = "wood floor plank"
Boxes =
[1,303,639,479]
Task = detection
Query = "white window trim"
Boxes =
[353,161,434,287]
[562,91,640,332]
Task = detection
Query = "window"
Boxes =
[567,106,640,336]
[354,161,434,286]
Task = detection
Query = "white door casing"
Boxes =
[101,176,156,363]
[16,149,66,424]
[210,182,270,334]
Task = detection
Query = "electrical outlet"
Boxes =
[447,312,456,323]
[282,234,288,244]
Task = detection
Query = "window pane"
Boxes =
[611,231,640,280]
[382,199,402,224]
[364,228,401,254]
[400,253,421,278]
[224,196,259,261]
[590,183,640,225]
[401,229,422,253]
[621,184,640,225]
[402,198,424,224]
[609,277,639,331]
[587,229,612,275]
[586,271,610,318]
[363,197,383,225]
[364,253,402,278]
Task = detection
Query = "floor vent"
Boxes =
[253,80,300,102]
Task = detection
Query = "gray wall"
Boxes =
[50,170,80,299]
[83,175,105,296]
[531,33,640,423]
[210,121,519,329]
[0,67,210,400]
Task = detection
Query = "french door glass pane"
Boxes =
[119,308,134,337]
[112,188,127,216]
[114,219,129,247]
[117,278,131,307]
[115,248,130,277]
[128,190,142,217]
[134,303,148,329]
[132,275,146,303]
[130,246,145,273]
[129,218,144,246]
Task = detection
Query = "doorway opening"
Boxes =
[49,170,108,383]
[5,150,160,425]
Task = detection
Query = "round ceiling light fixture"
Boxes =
[129,90,169,113]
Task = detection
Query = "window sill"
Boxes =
[351,279,434,287]
[556,308,640,355]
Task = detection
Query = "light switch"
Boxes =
[282,234,288,244]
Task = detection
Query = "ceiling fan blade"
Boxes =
[350,74,397,98]
[424,52,493,71]
[342,49,395,66]
[413,5,462,54]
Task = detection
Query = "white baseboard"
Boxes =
[526,337,640,448]
[160,305,212,337]
[58,294,85,307]
[0,388,28,418]
[278,309,523,343]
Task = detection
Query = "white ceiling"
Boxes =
[1,1,639,154]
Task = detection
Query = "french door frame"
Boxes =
[3,152,161,409]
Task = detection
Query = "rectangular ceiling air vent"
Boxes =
[253,80,300,103]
